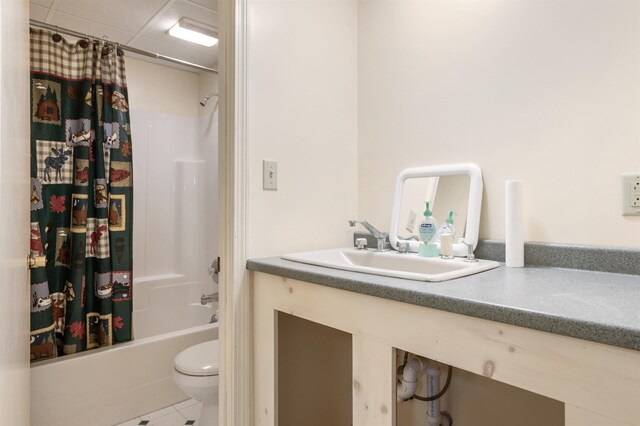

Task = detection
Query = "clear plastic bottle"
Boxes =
[437,210,456,242]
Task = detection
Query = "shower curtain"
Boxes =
[29,28,133,361]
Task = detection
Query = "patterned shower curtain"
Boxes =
[29,29,133,361]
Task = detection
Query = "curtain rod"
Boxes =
[29,19,218,74]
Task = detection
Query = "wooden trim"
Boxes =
[253,290,278,426]
[565,405,635,426]
[253,273,640,425]
[352,335,396,426]
[219,0,251,424]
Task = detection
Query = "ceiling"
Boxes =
[29,0,219,73]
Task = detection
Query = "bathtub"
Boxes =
[30,275,218,426]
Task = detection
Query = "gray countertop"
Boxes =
[247,257,640,352]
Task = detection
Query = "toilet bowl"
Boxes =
[173,340,219,426]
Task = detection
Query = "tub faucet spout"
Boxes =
[348,220,389,251]
[201,292,219,305]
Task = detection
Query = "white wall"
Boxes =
[126,58,200,118]
[358,0,640,248]
[247,0,359,258]
[127,58,218,283]
[0,0,30,424]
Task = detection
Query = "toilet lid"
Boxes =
[174,340,219,376]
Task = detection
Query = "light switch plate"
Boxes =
[622,173,640,216]
[263,160,278,190]
[405,210,417,233]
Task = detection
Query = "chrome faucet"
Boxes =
[348,220,389,251]
[201,292,219,305]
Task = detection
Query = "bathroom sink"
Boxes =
[282,248,500,282]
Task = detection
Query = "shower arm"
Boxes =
[200,92,218,107]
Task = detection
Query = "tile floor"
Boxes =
[114,399,205,426]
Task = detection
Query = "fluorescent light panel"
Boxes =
[168,18,218,47]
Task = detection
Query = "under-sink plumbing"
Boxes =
[397,351,454,426]
[348,220,389,251]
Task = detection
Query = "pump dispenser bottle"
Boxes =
[418,201,439,257]
[437,210,456,241]
[438,210,456,259]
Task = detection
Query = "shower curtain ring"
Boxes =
[78,33,90,49]
[52,26,62,42]
[101,36,112,57]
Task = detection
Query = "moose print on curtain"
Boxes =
[29,28,133,361]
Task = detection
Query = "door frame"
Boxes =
[219,0,252,424]
[0,0,31,424]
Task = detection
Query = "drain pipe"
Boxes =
[426,363,442,426]
[397,355,428,401]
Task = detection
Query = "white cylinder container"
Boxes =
[505,180,524,267]
[440,233,453,258]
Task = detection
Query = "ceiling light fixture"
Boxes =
[168,18,218,47]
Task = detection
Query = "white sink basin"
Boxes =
[282,248,500,282]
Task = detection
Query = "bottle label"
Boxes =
[419,222,436,243]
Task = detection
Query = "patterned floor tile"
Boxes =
[140,406,178,421]
[144,411,187,426]
[113,418,141,426]
[113,399,206,426]
[175,401,202,421]
[172,399,199,412]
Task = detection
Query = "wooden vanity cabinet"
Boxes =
[253,272,640,426]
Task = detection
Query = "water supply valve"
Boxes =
[355,238,368,250]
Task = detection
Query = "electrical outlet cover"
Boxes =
[622,173,640,216]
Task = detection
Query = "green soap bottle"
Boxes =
[418,201,439,257]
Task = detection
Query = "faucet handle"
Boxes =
[208,257,220,284]
[377,236,388,252]
[397,241,410,254]
[355,238,368,250]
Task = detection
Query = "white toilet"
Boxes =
[173,340,219,426]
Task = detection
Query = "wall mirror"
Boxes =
[389,164,483,257]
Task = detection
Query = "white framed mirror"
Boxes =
[389,163,483,257]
